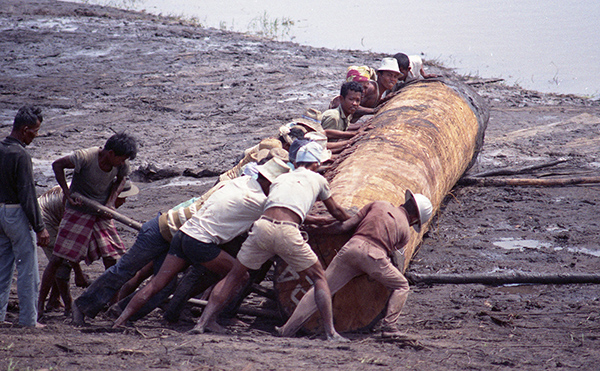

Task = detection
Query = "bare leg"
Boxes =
[113,254,187,327]
[71,262,90,288]
[46,282,62,310]
[55,277,72,316]
[277,252,358,337]
[191,258,248,334]
[302,262,348,342]
[116,262,153,302]
[37,255,64,320]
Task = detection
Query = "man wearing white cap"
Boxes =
[277,190,433,339]
[193,142,350,341]
[375,57,402,102]
[112,158,290,327]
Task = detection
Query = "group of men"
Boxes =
[1,53,437,339]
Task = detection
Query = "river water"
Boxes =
[72,0,599,98]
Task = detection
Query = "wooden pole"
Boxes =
[406,272,600,285]
[459,175,600,187]
[187,298,281,319]
[72,192,143,231]
[467,158,568,178]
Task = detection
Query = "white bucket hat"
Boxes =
[295,141,329,165]
[378,57,401,74]
[405,189,432,232]
[256,157,290,183]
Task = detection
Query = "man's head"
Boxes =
[278,125,306,150]
[288,138,311,165]
[256,157,291,195]
[393,53,411,77]
[377,57,401,91]
[295,141,329,169]
[339,81,363,116]
[403,189,433,232]
[12,105,43,146]
[104,132,138,167]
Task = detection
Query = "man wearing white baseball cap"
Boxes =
[193,141,350,341]
[277,189,433,339]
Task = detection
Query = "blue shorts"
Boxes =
[169,231,221,266]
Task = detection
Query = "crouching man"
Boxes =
[277,190,432,338]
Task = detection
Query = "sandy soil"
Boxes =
[1,1,600,370]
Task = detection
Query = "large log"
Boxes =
[274,80,489,333]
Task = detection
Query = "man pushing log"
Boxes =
[277,190,432,339]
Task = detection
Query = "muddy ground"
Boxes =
[2,1,600,370]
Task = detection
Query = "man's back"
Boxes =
[180,176,267,245]
[352,201,411,254]
[264,167,330,222]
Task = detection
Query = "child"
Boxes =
[37,132,137,318]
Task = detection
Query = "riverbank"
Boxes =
[1,1,600,370]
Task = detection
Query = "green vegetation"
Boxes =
[247,11,295,41]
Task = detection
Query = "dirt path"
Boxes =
[1,1,600,370]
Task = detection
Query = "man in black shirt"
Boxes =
[0,105,49,327]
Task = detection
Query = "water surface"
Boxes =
[72,0,600,97]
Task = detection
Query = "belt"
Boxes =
[260,215,299,228]
[0,203,21,208]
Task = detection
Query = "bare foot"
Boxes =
[188,319,226,335]
[205,320,227,334]
[274,326,284,337]
[275,325,294,338]
[187,323,205,335]
[75,272,91,288]
[72,304,86,326]
[34,322,46,329]
[326,331,350,342]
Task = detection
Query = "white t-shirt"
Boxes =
[264,167,331,222]
[180,176,266,244]
[406,55,424,83]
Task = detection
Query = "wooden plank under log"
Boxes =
[274,80,489,333]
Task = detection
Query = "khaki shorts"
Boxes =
[237,217,318,272]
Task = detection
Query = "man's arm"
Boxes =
[420,66,439,79]
[312,202,371,235]
[322,196,350,222]
[52,155,78,206]
[105,173,126,209]
[324,129,356,140]
[16,155,50,246]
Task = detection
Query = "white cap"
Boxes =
[378,57,401,74]
[295,141,329,165]
[405,189,432,232]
